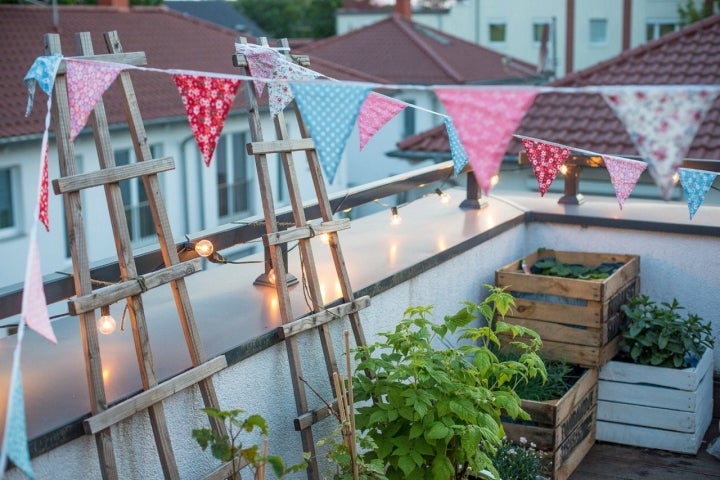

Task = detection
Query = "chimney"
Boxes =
[395,0,412,20]
[97,0,130,9]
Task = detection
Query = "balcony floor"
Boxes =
[570,418,720,479]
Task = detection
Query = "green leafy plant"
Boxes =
[506,355,579,402]
[490,436,547,480]
[529,257,623,279]
[350,285,547,480]
[620,295,714,368]
[192,407,306,480]
[317,424,388,480]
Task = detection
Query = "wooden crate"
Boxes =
[496,250,640,368]
[503,368,598,480]
[596,348,714,454]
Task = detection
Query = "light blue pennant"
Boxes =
[23,54,62,117]
[290,82,371,184]
[678,168,717,220]
[2,356,35,478]
[443,117,468,175]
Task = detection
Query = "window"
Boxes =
[646,20,680,41]
[401,99,416,139]
[589,18,608,45]
[114,146,162,243]
[0,167,21,238]
[532,20,551,46]
[216,132,251,219]
[488,20,507,44]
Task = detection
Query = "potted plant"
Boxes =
[596,295,715,454]
[348,285,548,480]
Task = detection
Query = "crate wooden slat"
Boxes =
[496,250,640,367]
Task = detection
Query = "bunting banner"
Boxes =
[22,232,55,343]
[290,82,372,183]
[520,137,571,196]
[678,168,717,219]
[443,117,469,175]
[38,145,50,231]
[268,60,320,117]
[23,54,61,117]
[66,59,127,141]
[239,44,277,97]
[602,155,648,209]
[357,92,407,151]
[436,88,537,194]
[602,88,718,200]
[173,74,242,167]
[0,353,35,479]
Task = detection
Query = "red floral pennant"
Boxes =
[521,137,571,196]
[173,74,241,167]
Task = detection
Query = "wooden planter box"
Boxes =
[596,348,714,454]
[495,250,640,368]
[502,367,598,480]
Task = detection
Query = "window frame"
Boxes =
[589,18,608,46]
[0,166,22,240]
[646,18,680,41]
[488,18,507,45]
[216,131,252,221]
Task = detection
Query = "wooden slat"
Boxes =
[247,137,316,155]
[57,51,147,73]
[52,156,175,194]
[295,400,338,431]
[68,260,201,315]
[279,296,371,339]
[85,356,228,434]
[202,456,250,480]
[266,219,350,245]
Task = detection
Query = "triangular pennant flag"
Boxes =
[22,235,55,343]
[66,59,126,141]
[38,144,50,231]
[520,137,571,196]
[241,45,277,97]
[678,168,717,219]
[23,54,62,116]
[603,88,718,200]
[443,117,468,175]
[2,361,35,479]
[358,92,407,151]
[173,74,241,167]
[290,82,371,183]
[268,61,320,117]
[436,88,537,194]
[602,155,648,209]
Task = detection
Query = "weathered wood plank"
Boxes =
[247,138,315,155]
[279,296,371,339]
[266,219,351,245]
[68,260,200,315]
[84,356,227,434]
[52,157,175,194]
[57,51,147,73]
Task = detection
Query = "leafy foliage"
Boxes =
[192,407,306,479]
[490,436,547,480]
[529,257,623,279]
[504,353,579,402]
[351,285,547,480]
[620,295,714,369]
[236,0,342,39]
[317,423,388,480]
[678,0,719,24]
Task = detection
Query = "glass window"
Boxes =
[489,22,506,43]
[0,167,20,238]
[114,146,159,243]
[646,20,679,41]
[532,20,551,46]
[217,132,251,220]
[590,18,608,45]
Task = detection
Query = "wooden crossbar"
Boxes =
[265,219,350,245]
[52,157,175,194]
[279,296,371,339]
[247,138,315,155]
[57,52,147,73]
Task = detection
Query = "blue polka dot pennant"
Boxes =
[290,82,372,184]
[678,168,717,220]
[443,117,468,175]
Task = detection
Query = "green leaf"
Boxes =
[425,421,451,441]
[431,454,454,480]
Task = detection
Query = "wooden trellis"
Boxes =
[46,31,228,480]
[233,38,371,479]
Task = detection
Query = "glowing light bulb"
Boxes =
[559,165,569,176]
[490,175,500,187]
[435,188,451,204]
[194,239,214,257]
[97,306,116,335]
[267,268,276,285]
[320,233,330,244]
[672,172,680,184]
[390,206,402,226]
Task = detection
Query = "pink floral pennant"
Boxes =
[358,92,407,151]
[66,59,127,141]
[678,168,717,219]
[22,234,55,343]
[602,155,648,209]
[240,44,277,97]
[173,74,241,167]
[603,88,718,200]
[436,88,537,194]
[520,137,571,196]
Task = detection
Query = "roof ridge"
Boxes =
[390,14,465,83]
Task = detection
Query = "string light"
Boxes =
[490,175,500,188]
[194,239,214,257]
[559,165,569,176]
[435,188,452,204]
[390,206,402,225]
[97,305,116,335]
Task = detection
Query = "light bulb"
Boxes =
[435,188,451,204]
[672,172,680,184]
[491,175,500,187]
[390,206,402,226]
[320,233,330,244]
[194,239,214,257]
[559,165,569,176]
[97,306,116,335]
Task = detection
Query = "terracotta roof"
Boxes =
[0,5,371,141]
[397,14,720,160]
[298,14,540,85]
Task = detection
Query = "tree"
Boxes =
[678,0,719,25]
[236,0,341,39]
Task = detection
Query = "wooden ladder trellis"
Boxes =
[233,38,371,479]
[46,31,229,480]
